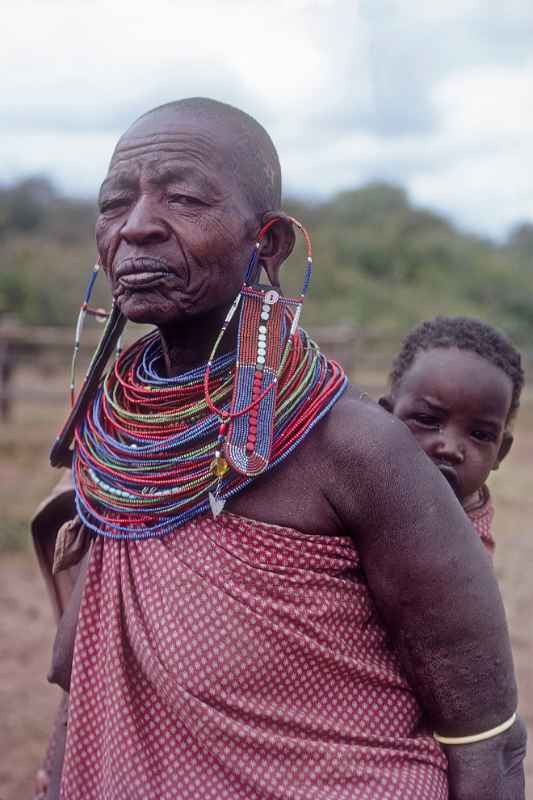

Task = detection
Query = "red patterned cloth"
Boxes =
[60,513,447,799]
[468,488,495,555]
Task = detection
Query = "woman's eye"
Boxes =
[168,194,204,206]
[99,198,129,213]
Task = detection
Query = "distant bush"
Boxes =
[284,183,533,347]
[0,176,532,349]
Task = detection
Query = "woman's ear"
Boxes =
[258,211,296,288]
[493,432,513,470]
[378,395,394,413]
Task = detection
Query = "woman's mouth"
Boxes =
[118,271,168,288]
[115,256,169,289]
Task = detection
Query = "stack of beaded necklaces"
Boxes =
[74,326,346,540]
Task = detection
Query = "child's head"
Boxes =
[381,316,524,507]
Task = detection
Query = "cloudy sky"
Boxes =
[1,0,532,239]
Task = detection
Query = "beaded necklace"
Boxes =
[55,216,348,538]
[74,326,346,539]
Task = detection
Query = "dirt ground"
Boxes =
[0,369,532,799]
[0,553,60,800]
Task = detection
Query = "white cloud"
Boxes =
[0,130,120,195]
[436,63,533,139]
[411,151,533,236]
[410,62,533,235]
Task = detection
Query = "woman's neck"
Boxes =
[158,307,238,376]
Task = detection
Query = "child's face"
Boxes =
[387,347,514,507]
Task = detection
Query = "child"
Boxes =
[380,316,524,553]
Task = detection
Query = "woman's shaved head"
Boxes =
[98,97,294,330]
[129,97,282,217]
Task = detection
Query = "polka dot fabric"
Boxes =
[60,513,448,799]
[468,489,495,556]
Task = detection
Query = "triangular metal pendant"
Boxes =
[208,492,226,519]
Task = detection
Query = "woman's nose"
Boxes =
[121,196,169,246]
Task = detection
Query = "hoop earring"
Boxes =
[50,263,126,468]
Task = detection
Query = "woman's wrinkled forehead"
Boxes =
[105,102,280,216]
[110,110,230,176]
[100,109,255,217]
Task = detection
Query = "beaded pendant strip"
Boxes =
[224,285,294,476]
[203,217,312,478]
[73,326,346,540]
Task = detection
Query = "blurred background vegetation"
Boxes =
[1,175,532,345]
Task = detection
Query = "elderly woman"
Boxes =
[34,98,524,800]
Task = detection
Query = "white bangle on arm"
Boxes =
[433,711,517,745]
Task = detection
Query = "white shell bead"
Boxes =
[264,290,280,305]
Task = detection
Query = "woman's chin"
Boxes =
[117,293,185,326]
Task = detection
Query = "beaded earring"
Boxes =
[50,264,126,468]
[69,262,110,406]
[204,216,312,483]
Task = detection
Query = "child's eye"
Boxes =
[471,429,497,443]
[412,413,440,429]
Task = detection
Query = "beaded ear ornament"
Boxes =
[67,262,126,406]
[204,216,312,486]
[50,263,127,468]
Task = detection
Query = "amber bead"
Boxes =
[209,455,230,478]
